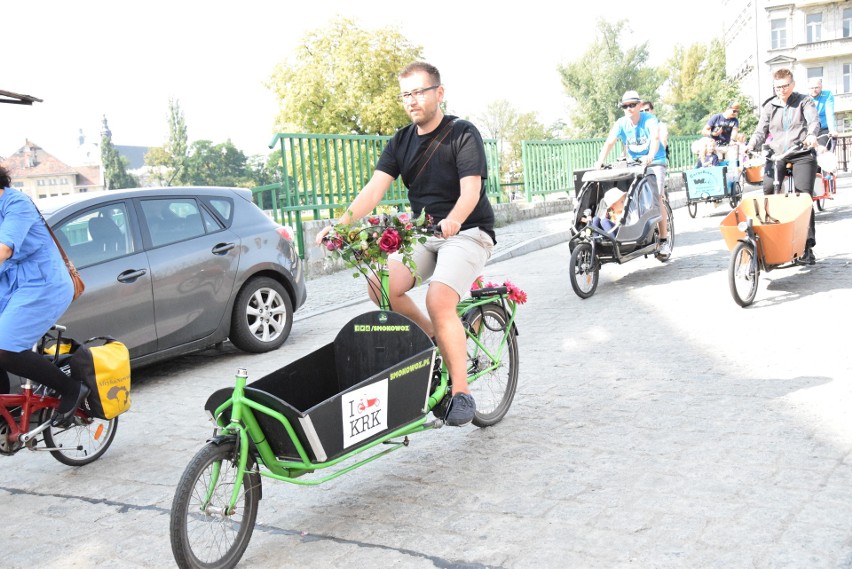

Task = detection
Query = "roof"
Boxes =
[0,90,43,105]
[1,140,76,176]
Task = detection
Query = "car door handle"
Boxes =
[211,243,236,255]
[117,269,147,283]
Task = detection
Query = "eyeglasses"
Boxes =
[397,85,439,102]
[774,83,792,90]
[621,102,640,110]
[731,110,740,114]
[640,108,651,113]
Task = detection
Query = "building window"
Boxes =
[844,63,852,93]
[771,18,788,49]
[808,67,823,80]
[844,8,852,38]
[806,13,822,43]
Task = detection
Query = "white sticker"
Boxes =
[342,378,389,448]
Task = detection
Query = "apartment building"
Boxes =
[724,0,851,132]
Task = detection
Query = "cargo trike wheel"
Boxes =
[170,440,261,569]
[464,304,519,427]
[728,241,759,307]
[569,242,599,299]
[730,181,742,209]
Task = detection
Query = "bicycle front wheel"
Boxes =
[43,412,118,466]
[464,303,519,427]
[569,242,599,298]
[170,440,261,569]
[729,241,759,307]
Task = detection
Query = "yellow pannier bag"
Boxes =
[70,337,131,420]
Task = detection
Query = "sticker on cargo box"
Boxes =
[342,379,389,448]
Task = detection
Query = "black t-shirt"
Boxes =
[375,115,495,242]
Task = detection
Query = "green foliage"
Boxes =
[475,101,551,183]
[268,17,423,135]
[558,19,660,138]
[660,38,756,137]
[100,134,138,190]
[181,140,250,187]
[144,99,188,186]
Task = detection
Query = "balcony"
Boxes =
[793,36,852,62]
[836,92,852,115]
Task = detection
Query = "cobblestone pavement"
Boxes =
[1,179,850,569]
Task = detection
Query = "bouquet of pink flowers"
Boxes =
[471,276,528,305]
[325,210,432,275]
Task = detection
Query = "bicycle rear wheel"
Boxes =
[170,440,260,569]
[42,412,118,466]
[655,201,675,262]
[463,303,518,427]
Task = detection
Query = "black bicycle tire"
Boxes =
[170,441,261,569]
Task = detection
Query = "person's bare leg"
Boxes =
[425,282,468,395]
[367,260,433,336]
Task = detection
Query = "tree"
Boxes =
[474,101,551,183]
[100,134,138,189]
[144,98,189,186]
[558,19,660,138]
[658,37,758,140]
[182,140,250,187]
[268,17,423,135]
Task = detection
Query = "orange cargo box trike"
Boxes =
[720,193,812,307]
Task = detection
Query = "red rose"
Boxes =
[367,216,381,225]
[378,228,402,253]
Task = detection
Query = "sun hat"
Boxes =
[621,90,641,105]
[603,188,626,208]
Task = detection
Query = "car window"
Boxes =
[141,198,206,248]
[200,207,223,232]
[55,203,133,268]
[206,198,234,225]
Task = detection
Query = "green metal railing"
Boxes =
[521,136,702,199]
[256,132,500,256]
[255,133,702,257]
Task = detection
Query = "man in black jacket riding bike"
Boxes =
[745,68,820,265]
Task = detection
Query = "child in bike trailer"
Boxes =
[585,188,627,236]
[0,166,88,425]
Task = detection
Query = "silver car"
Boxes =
[38,187,307,367]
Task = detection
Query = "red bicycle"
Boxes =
[0,325,118,466]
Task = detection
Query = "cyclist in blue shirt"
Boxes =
[594,90,670,254]
[808,78,837,139]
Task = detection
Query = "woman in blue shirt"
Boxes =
[0,166,87,426]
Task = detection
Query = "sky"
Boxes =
[2,1,724,165]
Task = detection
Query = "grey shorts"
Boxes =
[647,164,668,196]
[388,227,494,298]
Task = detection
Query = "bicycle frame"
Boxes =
[206,262,518,511]
[0,383,59,448]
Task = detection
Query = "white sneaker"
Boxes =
[659,239,672,256]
